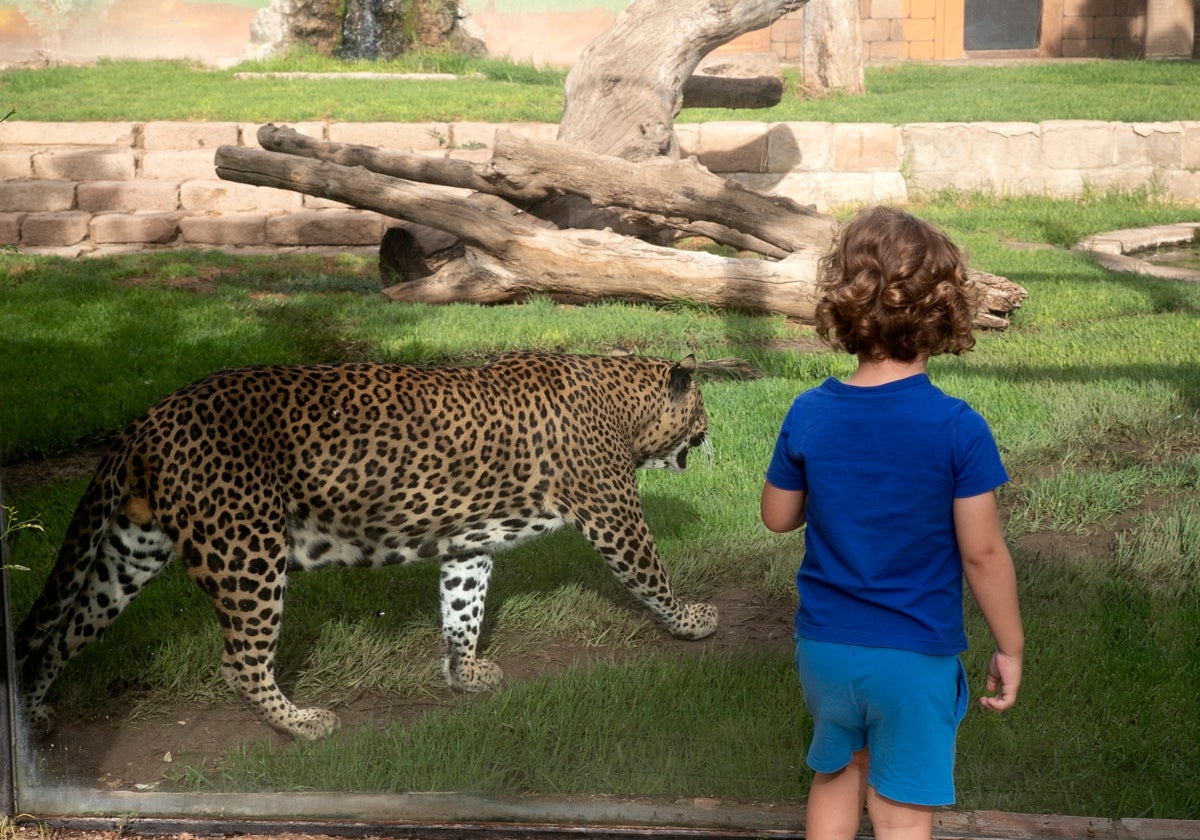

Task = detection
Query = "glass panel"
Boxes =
[964,0,1041,50]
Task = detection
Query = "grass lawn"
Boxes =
[2,54,1200,123]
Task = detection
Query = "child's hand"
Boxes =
[979,650,1022,712]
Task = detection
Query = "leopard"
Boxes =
[16,351,718,740]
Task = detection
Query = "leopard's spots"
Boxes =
[15,352,716,740]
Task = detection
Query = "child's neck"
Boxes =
[846,353,928,387]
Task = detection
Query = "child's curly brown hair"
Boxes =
[815,206,979,361]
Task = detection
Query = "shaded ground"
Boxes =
[25,585,795,791]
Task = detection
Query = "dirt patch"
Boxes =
[4,445,109,494]
[26,586,796,792]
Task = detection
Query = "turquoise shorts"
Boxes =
[795,638,969,807]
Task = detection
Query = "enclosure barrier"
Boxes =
[2,119,1200,255]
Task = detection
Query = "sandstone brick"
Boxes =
[1094,14,1136,38]
[868,41,905,60]
[1088,165,1157,193]
[240,122,328,149]
[0,180,76,212]
[1120,123,1183,169]
[0,152,31,179]
[303,195,355,210]
[1181,122,1200,169]
[141,150,219,181]
[870,0,903,18]
[737,170,906,213]
[77,180,180,212]
[675,124,702,158]
[1040,167,1086,196]
[1042,121,1117,169]
[695,122,771,173]
[1169,170,1200,201]
[861,19,894,41]
[766,122,833,173]
[21,211,90,246]
[327,123,450,152]
[775,41,803,60]
[0,121,137,147]
[180,212,268,246]
[908,0,936,18]
[1062,15,1094,38]
[769,14,804,41]
[495,123,561,143]
[1112,37,1143,57]
[143,121,239,151]
[180,179,302,212]
[91,212,181,244]
[32,149,136,181]
[0,213,23,245]
[832,124,900,171]
[908,122,1045,194]
[1062,37,1114,57]
[449,122,500,152]
[266,210,386,246]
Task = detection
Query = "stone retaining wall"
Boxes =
[2,119,1199,255]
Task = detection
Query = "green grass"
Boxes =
[3,192,1200,819]
[4,55,1200,123]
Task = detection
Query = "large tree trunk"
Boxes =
[216,0,1028,328]
[800,0,865,96]
[558,0,808,160]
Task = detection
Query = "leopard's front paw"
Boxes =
[668,602,719,640]
[444,656,504,692]
[24,702,55,738]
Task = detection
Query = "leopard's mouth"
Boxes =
[674,433,712,470]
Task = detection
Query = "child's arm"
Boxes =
[760,481,807,533]
[954,491,1024,712]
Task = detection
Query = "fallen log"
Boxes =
[214,143,1024,327]
[255,124,836,254]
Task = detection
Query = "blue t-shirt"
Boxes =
[765,374,1008,655]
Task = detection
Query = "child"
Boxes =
[760,206,1024,840]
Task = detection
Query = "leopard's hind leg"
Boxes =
[17,496,174,736]
[439,552,503,691]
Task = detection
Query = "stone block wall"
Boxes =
[1,119,1199,255]
[1060,0,1147,58]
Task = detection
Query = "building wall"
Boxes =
[0,0,1194,69]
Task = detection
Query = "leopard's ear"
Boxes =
[668,355,697,399]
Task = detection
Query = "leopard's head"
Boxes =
[633,355,709,473]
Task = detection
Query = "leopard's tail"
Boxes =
[15,445,172,734]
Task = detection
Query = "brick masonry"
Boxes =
[1,119,1199,255]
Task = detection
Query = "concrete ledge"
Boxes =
[1075,222,1200,281]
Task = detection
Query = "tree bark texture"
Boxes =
[558,0,809,160]
[217,135,1025,327]
[800,0,866,96]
